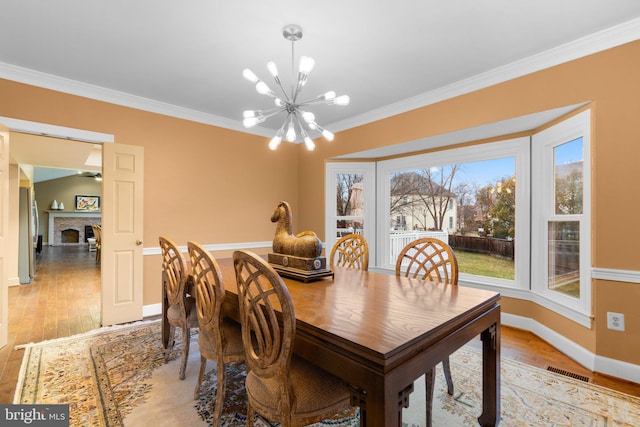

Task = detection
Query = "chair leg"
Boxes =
[164,325,176,362]
[246,403,255,427]
[179,326,190,380]
[213,360,226,425]
[425,368,435,427]
[194,356,207,400]
[442,358,454,395]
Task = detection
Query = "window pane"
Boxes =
[548,221,580,298]
[388,158,515,280]
[554,137,583,215]
[336,173,364,216]
[336,219,364,237]
[336,173,364,237]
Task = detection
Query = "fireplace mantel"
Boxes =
[47,210,101,245]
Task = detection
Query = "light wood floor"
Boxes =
[1,246,639,404]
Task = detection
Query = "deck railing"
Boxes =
[389,230,449,266]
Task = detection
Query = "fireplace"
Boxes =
[61,228,80,244]
[47,211,101,246]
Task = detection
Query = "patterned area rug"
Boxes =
[13,320,640,426]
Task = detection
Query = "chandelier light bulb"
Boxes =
[303,136,315,151]
[266,61,279,78]
[323,91,336,101]
[242,68,259,83]
[321,129,334,141]
[243,117,261,128]
[285,121,296,142]
[255,81,271,95]
[301,111,315,123]
[269,135,282,150]
[243,110,256,118]
[274,98,284,107]
[299,56,315,75]
[334,95,350,106]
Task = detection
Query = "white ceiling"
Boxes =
[2,1,640,166]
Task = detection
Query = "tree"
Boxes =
[335,173,363,228]
[414,165,459,230]
[491,177,516,239]
[475,185,495,235]
[336,173,363,217]
[453,182,475,234]
[555,167,583,214]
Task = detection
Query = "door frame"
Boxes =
[0,117,144,327]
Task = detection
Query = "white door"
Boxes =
[0,124,9,347]
[101,143,144,325]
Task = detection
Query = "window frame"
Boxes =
[531,110,591,325]
[376,137,531,290]
[325,162,376,262]
[324,110,591,327]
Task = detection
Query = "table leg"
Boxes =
[478,321,501,426]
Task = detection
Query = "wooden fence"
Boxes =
[448,235,514,260]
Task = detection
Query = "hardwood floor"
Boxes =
[1,246,639,404]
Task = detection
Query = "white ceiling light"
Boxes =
[242,24,350,151]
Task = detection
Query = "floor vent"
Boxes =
[545,365,592,382]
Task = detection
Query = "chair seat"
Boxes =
[197,318,244,360]
[167,296,197,325]
[246,355,351,419]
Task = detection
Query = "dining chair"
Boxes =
[187,241,245,423]
[395,237,458,426]
[329,233,369,271]
[233,250,354,427]
[91,224,102,262]
[159,236,198,380]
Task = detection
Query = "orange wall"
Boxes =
[0,79,301,309]
[2,40,640,365]
[297,41,640,365]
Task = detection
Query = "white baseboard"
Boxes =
[143,303,162,318]
[502,312,640,384]
[7,276,20,287]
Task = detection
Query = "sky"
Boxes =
[455,157,515,187]
[451,136,583,187]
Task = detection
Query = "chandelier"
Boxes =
[242,24,350,151]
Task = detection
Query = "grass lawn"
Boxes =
[454,250,514,280]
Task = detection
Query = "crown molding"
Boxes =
[1,17,639,135]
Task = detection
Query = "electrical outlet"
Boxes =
[607,312,625,331]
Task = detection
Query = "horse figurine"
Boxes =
[271,201,323,259]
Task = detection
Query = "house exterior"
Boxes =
[389,171,458,232]
[2,37,640,381]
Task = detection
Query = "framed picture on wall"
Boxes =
[75,195,100,211]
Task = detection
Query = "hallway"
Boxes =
[0,245,101,402]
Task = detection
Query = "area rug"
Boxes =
[13,320,640,426]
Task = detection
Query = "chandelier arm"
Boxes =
[261,109,286,122]
[272,78,292,102]
[292,73,307,103]
[255,106,286,116]
[297,94,336,106]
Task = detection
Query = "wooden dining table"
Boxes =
[163,256,501,427]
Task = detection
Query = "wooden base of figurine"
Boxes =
[268,253,334,283]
